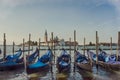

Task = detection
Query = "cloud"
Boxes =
[0,0,73,19]
[0,0,30,7]
[108,0,120,16]
[88,0,120,16]
[0,0,31,19]
[106,0,120,26]
[0,0,120,20]
[0,0,57,19]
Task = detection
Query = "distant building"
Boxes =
[40,30,79,46]
[99,42,117,46]
[65,41,78,46]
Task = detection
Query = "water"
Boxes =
[0,45,120,80]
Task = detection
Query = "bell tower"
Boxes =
[44,30,48,43]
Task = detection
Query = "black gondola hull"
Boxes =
[0,63,24,71]
[27,64,50,74]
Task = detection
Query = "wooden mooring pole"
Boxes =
[96,31,99,74]
[83,37,86,55]
[69,38,71,58]
[38,38,41,57]
[3,33,6,60]
[74,30,76,73]
[12,41,15,55]
[53,39,55,64]
[51,32,55,63]
[110,37,112,55]
[23,38,26,73]
[23,39,25,58]
[28,33,31,56]
[51,32,54,52]
[51,32,54,79]
[117,32,120,61]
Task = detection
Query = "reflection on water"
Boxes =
[0,69,26,80]
[78,70,94,80]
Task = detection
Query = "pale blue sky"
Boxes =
[0,0,120,45]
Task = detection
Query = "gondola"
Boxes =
[57,49,71,73]
[87,49,96,64]
[27,49,53,74]
[0,48,22,62]
[98,49,120,71]
[88,49,120,71]
[75,50,92,72]
[87,49,108,69]
[0,48,39,71]
[98,54,120,71]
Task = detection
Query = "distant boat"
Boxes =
[27,49,53,74]
[56,49,71,73]
[0,48,39,71]
[75,50,92,72]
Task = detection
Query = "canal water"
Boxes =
[0,45,120,80]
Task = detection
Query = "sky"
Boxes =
[0,0,120,45]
